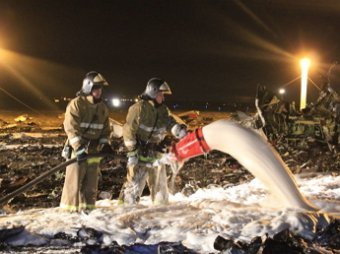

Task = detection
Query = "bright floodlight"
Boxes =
[300,58,311,110]
[279,88,285,95]
[112,98,121,107]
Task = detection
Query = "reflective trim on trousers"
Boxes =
[87,157,102,164]
[60,203,80,212]
[79,203,96,210]
[60,203,96,211]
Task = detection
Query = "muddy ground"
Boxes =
[0,110,252,212]
[0,110,339,254]
[0,110,338,212]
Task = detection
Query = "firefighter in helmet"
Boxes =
[119,77,187,205]
[60,71,113,212]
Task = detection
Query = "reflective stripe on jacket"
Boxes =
[64,96,110,151]
[123,100,178,150]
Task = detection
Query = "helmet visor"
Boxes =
[159,82,172,95]
[93,73,109,86]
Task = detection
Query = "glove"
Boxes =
[156,137,172,153]
[139,144,162,163]
[171,124,187,139]
[99,143,113,154]
[139,145,150,158]
[75,146,87,162]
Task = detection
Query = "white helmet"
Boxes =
[80,71,109,95]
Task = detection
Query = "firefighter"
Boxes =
[60,71,113,212]
[119,77,187,205]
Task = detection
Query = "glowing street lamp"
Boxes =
[300,58,311,110]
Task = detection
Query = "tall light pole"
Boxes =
[299,58,311,110]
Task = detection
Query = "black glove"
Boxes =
[156,137,172,153]
[139,145,150,158]
[75,146,87,162]
[99,143,113,154]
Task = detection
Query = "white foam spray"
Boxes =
[202,119,317,211]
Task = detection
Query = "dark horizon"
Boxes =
[0,0,340,110]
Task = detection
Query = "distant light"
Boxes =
[112,98,121,107]
[134,98,138,103]
[279,88,285,95]
[54,99,60,103]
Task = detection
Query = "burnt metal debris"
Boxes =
[254,83,339,152]
[253,62,339,159]
[251,79,339,174]
[214,218,340,253]
[0,226,198,254]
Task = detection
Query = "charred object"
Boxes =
[255,82,339,153]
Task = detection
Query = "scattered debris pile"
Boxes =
[251,82,339,173]
[214,218,340,254]
[0,226,198,254]
[0,217,338,253]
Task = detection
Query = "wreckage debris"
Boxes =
[214,235,262,254]
[80,241,198,254]
[242,83,340,174]
[0,82,338,253]
[0,226,198,254]
[254,83,339,152]
[0,119,8,127]
[214,218,340,253]
[14,114,31,123]
[0,226,25,243]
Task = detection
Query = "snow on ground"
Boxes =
[1,174,339,253]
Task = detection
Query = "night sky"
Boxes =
[0,0,340,109]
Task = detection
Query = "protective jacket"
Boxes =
[120,99,180,205]
[64,95,110,151]
[123,99,178,151]
[60,95,110,212]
